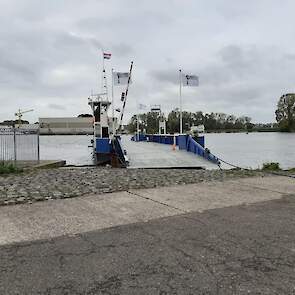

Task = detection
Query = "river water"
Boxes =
[205,132,295,169]
[40,132,295,169]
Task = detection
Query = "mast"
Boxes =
[101,50,109,100]
[117,61,134,132]
[111,68,115,136]
[179,69,183,134]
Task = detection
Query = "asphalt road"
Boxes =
[1,194,295,295]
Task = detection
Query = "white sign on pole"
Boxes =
[113,72,132,86]
[182,74,199,87]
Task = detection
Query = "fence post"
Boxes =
[37,128,40,163]
[13,127,17,163]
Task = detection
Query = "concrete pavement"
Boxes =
[1,176,295,294]
[1,175,295,294]
[0,175,294,246]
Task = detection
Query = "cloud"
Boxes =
[148,69,178,85]
[1,0,295,123]
[111,43,134,57]
[48,103,66,110]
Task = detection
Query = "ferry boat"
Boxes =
[87,53,219,169]
[87,54,132,167]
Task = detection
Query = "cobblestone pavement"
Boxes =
[0,168,263,206]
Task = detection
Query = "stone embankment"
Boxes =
[0,167,263,206]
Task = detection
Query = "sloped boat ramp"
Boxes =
[121,135,219,170]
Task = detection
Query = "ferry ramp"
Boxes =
[121,135,219,169]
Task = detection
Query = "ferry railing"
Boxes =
[185,135,220,165]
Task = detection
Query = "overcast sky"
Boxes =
[1,0,295,123]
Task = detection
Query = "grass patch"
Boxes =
[262,162,281,171]
[0,162,23,175]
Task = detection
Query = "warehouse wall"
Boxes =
[39,117,93,135]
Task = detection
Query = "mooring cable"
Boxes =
[214,154,295,179]
[217,158,251,171]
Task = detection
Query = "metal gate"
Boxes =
[0,126,40,162]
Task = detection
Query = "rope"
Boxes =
[218,158,250,170]
[215,154,295,179]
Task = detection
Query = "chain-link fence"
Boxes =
[0,126,40,162]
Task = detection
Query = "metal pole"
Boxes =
[37,127,40,163]
[136,112,140,141]
[101,49,109,101]
[136,95,140,141]
[111,68,115,137]
[102,52,107,100]
[101,49,104,94]
[179,69,183,134]
[13,126,16,163]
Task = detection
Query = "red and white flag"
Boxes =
[103,52,111,59]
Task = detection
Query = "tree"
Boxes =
[127,110,253,134]
[275,93,295,132]
[215,113,227,127]
[78,114,92,117]
[192,111,205,126]
[225,114,236,129]
[126,115,138,133]
[204,113,217,130]
[167,110,180,133]
[146,112,161,134]
[126,112,161,134]
[0,120,29,126]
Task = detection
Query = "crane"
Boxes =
[14,109,34,127]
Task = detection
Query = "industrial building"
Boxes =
[39,117,93,135]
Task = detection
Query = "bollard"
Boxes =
[172,135,176,151]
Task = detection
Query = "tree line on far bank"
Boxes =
[128,93,295,134]
[127,110,256,134]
